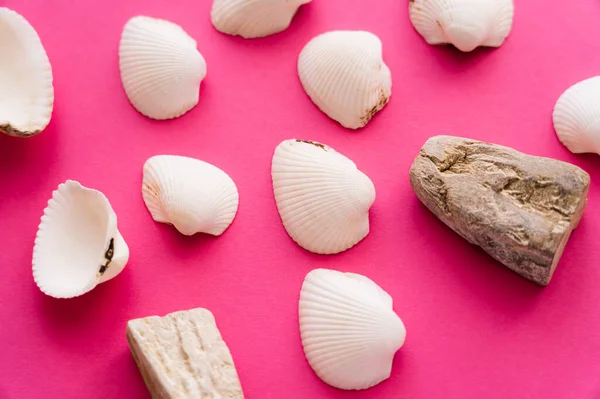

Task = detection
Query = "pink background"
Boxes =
[1,0,600,398]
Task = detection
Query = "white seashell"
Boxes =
[297,31,392,129]
[271,139,375,254]
[211,0,311,39]
[0,7,53,137]
[299,268,406,390]
[119,16,207,120]
[409,0,514,52]
[32,180,129,299]
[142,155,239,236]
[553,76,600,155]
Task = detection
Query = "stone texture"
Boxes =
[409,135,590,286]
[126,308,244,399]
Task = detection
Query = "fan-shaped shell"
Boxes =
[32,180,129,299]
[142,155,239,236]
[553,76,600,155]
[0,7,53,137]
[298,31,392,129]
[409,0,514,52]
[211,0,311,39]
[299,268,406,390]
[271,139,375,254]
[119,16,207,120]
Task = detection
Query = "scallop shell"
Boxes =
[211,0,311,39]
[0,7,53,137]
[409,0,514,52]
[299,268,406,390]
[553,76,600,155]
[142,155,239,236]
[119,16,207,120]
[32,180,129,299]
[271,139,375,254]
[298,31,392,129]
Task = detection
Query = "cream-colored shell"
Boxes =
[33,180,129,299]
[271,139,375,254]
[298,31,391,129]
[119,16,207,120]
[409,0,514,52]
[553,76,600,155]
[142,155,239,236]
[0,7,53,137]
[299,268,406,390]
[211,0,311,39]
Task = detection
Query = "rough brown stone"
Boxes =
[409,135,590,286]
[126,308,245,399]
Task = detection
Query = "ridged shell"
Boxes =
[298,31,392,129]
[211,0,311,39]
[299,268,406,390]
[32,180,129,299]
[142,155,239,236]
[0,7,53,137]
[271,139,375,254]
[409,0,514,52]
[119,16,207,120]
[553,76,600,155]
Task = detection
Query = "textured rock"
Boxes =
[409,135,590,286]
[126,308,244,399]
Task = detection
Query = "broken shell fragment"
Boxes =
[409,0,514,52]
[127,308,245,398]
[298,31,392,129]
[299,268,406,390]
[142,155,239,236]
[409,135,590,285]
[553,76,600,155]
[32,180,129,298]
[119,16,207,120]
[211,0,311,39]
[271,139,375,254]
[0,7,54,137]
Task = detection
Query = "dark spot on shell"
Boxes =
[98,238,115,276]
[0,124,40,138]
[296,140,327,151]
[360,90,390,127]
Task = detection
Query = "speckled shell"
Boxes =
[142,155,239,236]
[409,0,514,52]
[271,139,375,254]
[553,76,600,155]
[299,268,406,390]
[298,31,392,129]
[211,0,311,38]
[119,16,207,120]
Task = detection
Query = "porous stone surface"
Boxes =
[409,135,590,286]
[126,308,244,399]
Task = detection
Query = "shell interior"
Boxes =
[142,155,240,236]
[0,7,53,137]
[298,30,392,129]
[553,76,600,155]
[299,268,406,390]
[119,16,207,120]
[271,139,376,254]
[32,180,128,299]
[211,0,312,39]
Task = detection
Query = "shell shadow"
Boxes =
[153,222,222,262]
[36,263,134,347]
[408,197,543,313]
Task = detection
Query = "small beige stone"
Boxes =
[126,308,245,399]
[409,135,590,286]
